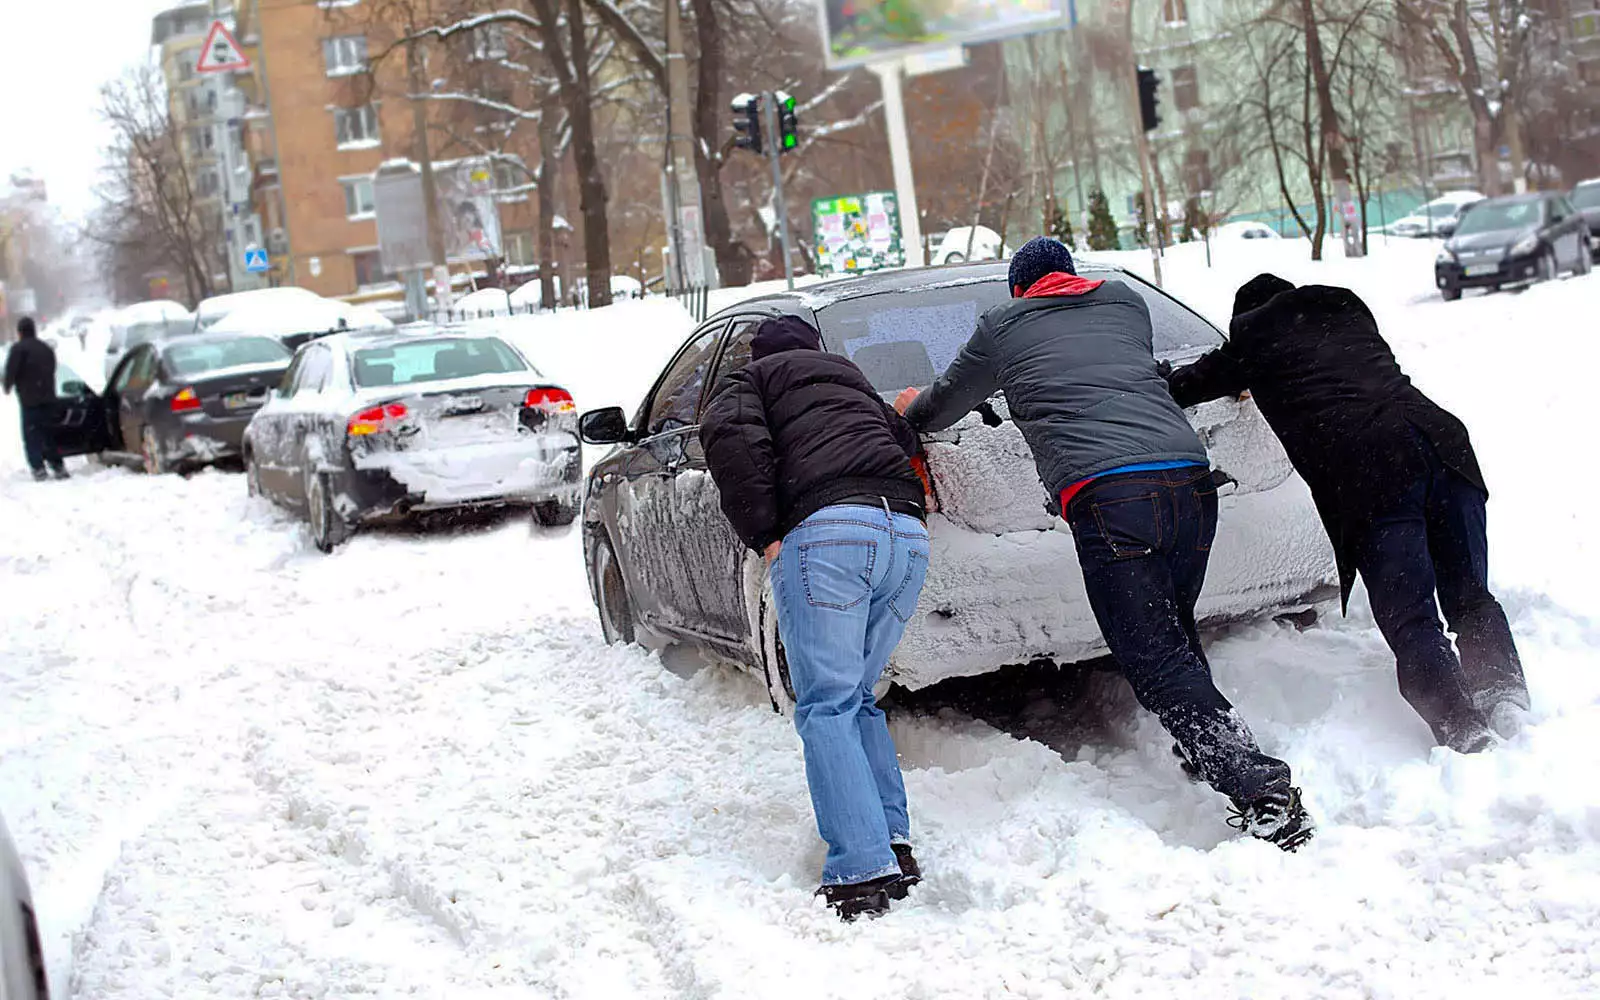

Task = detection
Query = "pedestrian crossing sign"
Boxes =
[243,247,270,273]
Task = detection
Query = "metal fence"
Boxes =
[669,284,710,323]
[432,286,649,325]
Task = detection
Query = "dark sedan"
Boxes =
[1435,192,1593,300]
[243,329,582,552]
[58,334,293,473]
[1573,179,1600,261]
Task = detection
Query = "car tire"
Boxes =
[141,427,166,475]
[1441,285,1462,302]
[758,577,797,716]
[306,469,351,553]
[591,534,636,645]
[532,498,578,527]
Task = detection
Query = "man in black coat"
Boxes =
[1168,274,1526,752]
[699,315,930,921]
[3,317,68,481]
[899,238,1313,852]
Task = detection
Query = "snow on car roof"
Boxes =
[196,286,324,323]
[116,299,193,324]
[208,296,396,337]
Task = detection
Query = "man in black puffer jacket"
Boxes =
[700,315,929,922]
[3,317,68,481]
[899,237,1312,852]
[1168,274,1526,753]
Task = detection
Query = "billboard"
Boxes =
[819,0,1071,69]
[436,160,503,261]
[812,191,904,276]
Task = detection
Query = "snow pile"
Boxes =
[0,244,1597,999]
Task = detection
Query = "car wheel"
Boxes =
[140,427,166,475]
[306,469,351,553]
[1441,285,1462,302]
[532,497,578,527]
[591,534,636,645]
[758,576,797,716]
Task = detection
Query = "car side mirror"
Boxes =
[579,406,632,445]
[61,380,91,397]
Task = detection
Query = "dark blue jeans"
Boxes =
[1354,438,1526,742]
[20,404,64,474]
[1067,466,1290,805]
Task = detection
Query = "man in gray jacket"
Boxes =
[898,238,1312,850]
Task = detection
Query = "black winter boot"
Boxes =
[1228,786,1315,852]
[888,844,921,899]
[817,874,899,922]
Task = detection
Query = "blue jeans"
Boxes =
[1353,434,1526,741]
[1066,466,1290,805]
[770,504,930,886]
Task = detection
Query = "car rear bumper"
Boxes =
[340,433,581,519]
[157,412,254,466]
[885,473,1337,690]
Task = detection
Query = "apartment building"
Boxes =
[230,0,537,302]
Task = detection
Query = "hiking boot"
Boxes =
[1172,742,1202,782]
[887,843,921,899]
[1228,786,1315,852]
[817,874,899,922]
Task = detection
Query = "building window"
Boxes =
[1162,0,1188,25]
[472,23,508,60]
[323,35,369,76]
[493,159,527,197]
[504,231,534,267]
[351,249,389,287]
[341,177,375,218]
[195,168,221,199]
[187,125,216,156]
[1172,65,1200,111]
[334,105,380,148]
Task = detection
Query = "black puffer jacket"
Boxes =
[3,336,57,408]
[699,316,923,551]
[1168,274,1486,609]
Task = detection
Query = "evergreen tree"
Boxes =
[1086,189,1120,251]
[1049,204,1076,249]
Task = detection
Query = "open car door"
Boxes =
[51,361,111,458]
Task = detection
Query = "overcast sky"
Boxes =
[0,0,178,220]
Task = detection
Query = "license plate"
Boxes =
[1464,263,1498,277]
[223,391,256,409]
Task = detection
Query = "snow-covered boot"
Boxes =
[1228,786,1315,852]
[1436,714,1495,754]
[817,874,899,922]
[888,843,921,899]
[1172,741,1202,782]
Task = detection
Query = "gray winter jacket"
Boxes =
[903,275,1207,498]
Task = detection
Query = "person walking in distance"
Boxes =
[1167,274,1527,751]
[700,315,930,920]
[897,238,1313,851]
[3,317,69,481]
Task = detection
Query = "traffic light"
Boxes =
[775,90,799,154]
[731,92,762,155]
[1137,67,1161,132]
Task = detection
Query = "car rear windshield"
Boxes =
[352,336,528,387]
[164,337,290,376]
[816,271,1224,392]
[1573,185,1600,209]
[1455,200,1543,235]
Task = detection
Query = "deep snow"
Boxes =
[1,238,1598,999]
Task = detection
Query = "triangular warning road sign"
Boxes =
[196,20,251,74]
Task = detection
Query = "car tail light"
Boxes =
[171,387,201,413]
[348,401,408,436]
[523,387,575,413]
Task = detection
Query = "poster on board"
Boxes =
[819,0,1071,69]
[812,192,905,276]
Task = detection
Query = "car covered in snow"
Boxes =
[0,812,49,1000]
[1435,192,1593,300]
[103,300,194,384]
[1384,191,1485,239]
[243,329,583,551]
[930,226,1012,265]
[577,261,1338,708]
[59,333,294,474]
[200,288,394,350]
[1214,220,1281,241]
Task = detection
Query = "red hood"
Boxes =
[1022,272,1104,298]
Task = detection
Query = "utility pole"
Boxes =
[406,37,450,311]
[868,60,925,267]
[664,0,710,288]
[1119,0,1162,284]
[761,92,795,289]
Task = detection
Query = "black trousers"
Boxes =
[20,404,64,474]
[1353,439,1527,743]
[1068,466,1291,805]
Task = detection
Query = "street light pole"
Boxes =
[762,92,795,290]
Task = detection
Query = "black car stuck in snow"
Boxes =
[243,328,583,552]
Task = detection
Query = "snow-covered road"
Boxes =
[4,241,1600,998]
